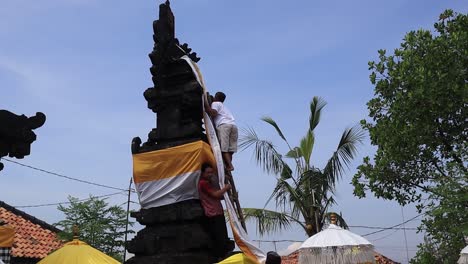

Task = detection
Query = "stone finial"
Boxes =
[72,225,79,240]
[330,213,337,225]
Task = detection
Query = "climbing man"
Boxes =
[198,162,232,260]
[207,91,238,171]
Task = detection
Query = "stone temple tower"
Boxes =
[125,2,232,263]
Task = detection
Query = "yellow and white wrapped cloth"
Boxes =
[182,55,267,264]
[133,140,215,209]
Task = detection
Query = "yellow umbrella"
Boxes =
[218,253,259,264]
[38,239,120,264]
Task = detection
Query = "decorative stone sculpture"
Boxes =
[0,110,46,171]
[126,2,232,263]
[132,0,204,154]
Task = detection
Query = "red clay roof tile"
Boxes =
[0,202,63,259]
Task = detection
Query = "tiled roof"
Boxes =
[281,250,400,264]
[281,251,298,264]
[0,201,63,259]
[375,252,401,264]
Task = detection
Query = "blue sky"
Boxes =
[1,1,466,263]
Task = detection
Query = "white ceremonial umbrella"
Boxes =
[458,245,468,264]
[298,214,375,264]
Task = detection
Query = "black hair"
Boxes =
[266,251,282,264]
[215,92,226,102]
[201,162,213,173]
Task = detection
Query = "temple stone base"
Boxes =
[125,199,233,264]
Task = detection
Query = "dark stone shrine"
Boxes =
[126,2,232,263]
[132,0,205,154]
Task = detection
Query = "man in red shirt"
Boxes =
[198,163,231,260]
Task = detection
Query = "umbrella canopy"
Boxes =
[218,253,258,264]
[38,239,120,264]
[300,224,372,248]
[298,223,375,264]
[458,245,468,264]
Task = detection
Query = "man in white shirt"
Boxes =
[207,92,238,171]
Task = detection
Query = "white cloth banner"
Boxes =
[181,55,266,263]
[135,171,201,209]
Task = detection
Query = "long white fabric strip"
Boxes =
[135,171,201,209]
[181,55,266,263]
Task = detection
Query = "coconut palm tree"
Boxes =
[240,96,364,237]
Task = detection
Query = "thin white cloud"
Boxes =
[0,56,67,103]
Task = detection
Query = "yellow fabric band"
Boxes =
[133,140,215,184]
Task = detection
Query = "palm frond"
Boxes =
[239,126,284,175]
[264,178,290,210]
[295,169,327,223]
[285,149,305,178]
[280,163,293,180]
[298,169,328,194]
[289,176,318,224]
[323,124,365,187]
[299,130,315,169]
[309,96,327,132]
[265,177,306,216]
[320,196,336,216]
[242,208,296,236]
[285,147,302,159]
[261,116,291,147]
[307,170,336,197]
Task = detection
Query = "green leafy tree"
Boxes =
[351,10,467,263]
[409,176,467,263]
[55,196,134,262]
[410,237,439,264]
[240,96,364,237]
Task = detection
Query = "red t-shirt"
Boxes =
[198,178,224,217]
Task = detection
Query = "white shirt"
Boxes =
[211,101,236,128]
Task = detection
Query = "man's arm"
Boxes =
[204,183,231,200]
[204,95,213,115]
[209,102,221,117]
[203,95,218,117]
